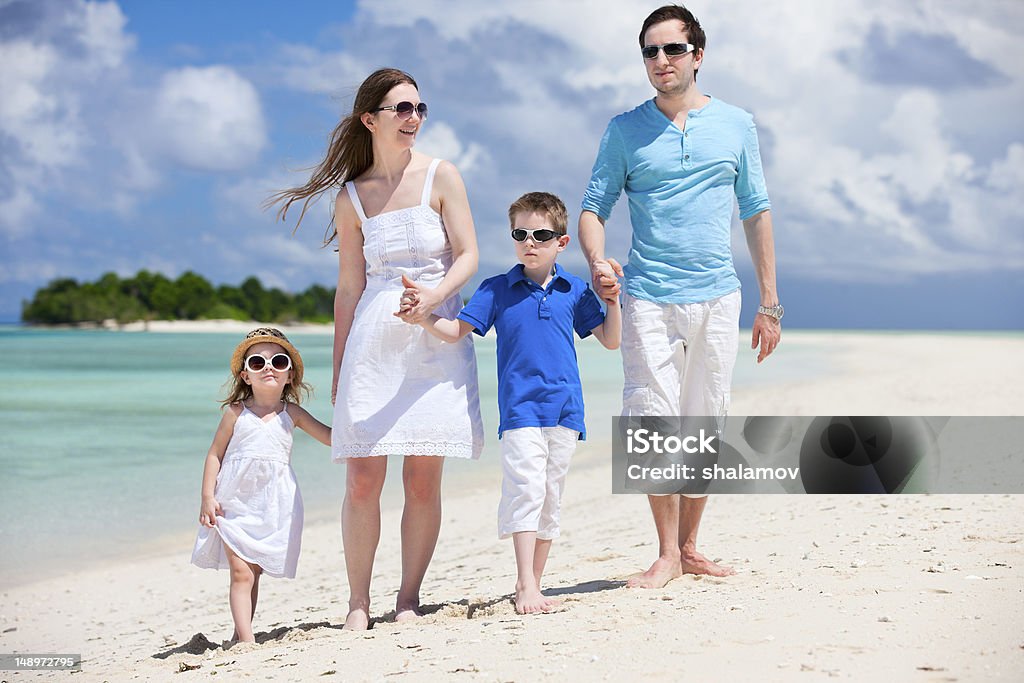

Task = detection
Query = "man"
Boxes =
[579,4,782,586]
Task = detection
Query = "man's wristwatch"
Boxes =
[757,304,784,321]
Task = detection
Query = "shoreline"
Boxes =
[17,318,337,334]
[0,435,614,593]
[3,330,1022,592]
[8,318,1024,335]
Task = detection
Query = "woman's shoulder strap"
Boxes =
[345,181,368,221]
[421,158,444,206]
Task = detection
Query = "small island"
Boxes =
[21,270,335,326]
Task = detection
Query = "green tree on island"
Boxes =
[21,271,336,325]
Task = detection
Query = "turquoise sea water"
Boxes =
[0,326,830,588]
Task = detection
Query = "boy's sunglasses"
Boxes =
[372,101,428,120]
[511,228,563,243]
[244,353,292,373]
[641,42,696,60]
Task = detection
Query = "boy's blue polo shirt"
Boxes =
[457,263,605,440]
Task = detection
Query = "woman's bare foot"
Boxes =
[343,607,370,630]
[225,640,259,653]
[394,601,422,623]
[626,556,683,588]
[680,549,735,577]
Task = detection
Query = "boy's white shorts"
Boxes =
[621,289,741,498]
[498,425,579,540]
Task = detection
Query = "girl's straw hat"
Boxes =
[231,327,304,382]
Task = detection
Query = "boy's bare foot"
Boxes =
[514,585,559,614]
[343,607,370,630]
[626,556,683,588]
[681,550,735,577]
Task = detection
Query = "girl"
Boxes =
[267,68,484,630]
[191,327,331,644]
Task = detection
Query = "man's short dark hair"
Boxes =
[639,5,706,77]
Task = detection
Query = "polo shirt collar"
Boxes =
[505,263,570,288]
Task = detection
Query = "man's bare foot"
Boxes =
[681,550,735,577]
[343,607,370,630]
[394,602,422,623]
[514,585,559,614]
[627,556,683,588]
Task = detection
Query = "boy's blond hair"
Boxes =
[508,192,568,234]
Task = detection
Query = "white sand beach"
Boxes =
[114,319,336,334]
[1,331,1022,681]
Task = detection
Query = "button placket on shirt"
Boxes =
[681,116,693,168]
[536,282,552,320]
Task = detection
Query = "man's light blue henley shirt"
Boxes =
[581,96,771,304]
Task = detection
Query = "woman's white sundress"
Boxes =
[332,158,484,460]
[191,403,304,578]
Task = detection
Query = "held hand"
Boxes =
[199,496,223,528]
[396,279,417,315]
[591,257,623,303]
[751,313,781,363]
[394,274,442,324]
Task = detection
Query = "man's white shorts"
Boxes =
[621,289,741,497]
[498,426,579,540]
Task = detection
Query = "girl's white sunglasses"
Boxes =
[244,353,292,373]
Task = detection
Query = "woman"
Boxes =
[269,68,484,630]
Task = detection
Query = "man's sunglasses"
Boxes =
[244,353,292,373]
[641,43,697,60]
[372,101,429,120]
[511,228,563,243]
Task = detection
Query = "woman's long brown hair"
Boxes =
[265,68,419,243]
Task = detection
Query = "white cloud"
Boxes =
[0,1,138,237]
[6,0,1024,324]
[0,40,82,169]
[0,184,40,239]
[339,0,1024,280]
[78,0,134,71]
[416,122,489,175]
[220,166,338,238]
[986,143,1024,193]
[0,0,268,241]
[154,66,267,171]
[0,255,60,284]
[202,229,336,291]
[270,44,369,96]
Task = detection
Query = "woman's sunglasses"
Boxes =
[641,42,696,60]
[511,228,563,243]
[372,101,429,120]
[244,353,292,373]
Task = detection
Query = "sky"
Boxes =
[1,0,1023,329]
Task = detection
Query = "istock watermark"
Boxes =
[612,416,1024,494]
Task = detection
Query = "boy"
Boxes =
[401,192,620,614]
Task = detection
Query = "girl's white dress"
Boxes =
[191,403,303,578]
[332,158,484,460]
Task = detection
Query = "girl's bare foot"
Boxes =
[514,585,560,614]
